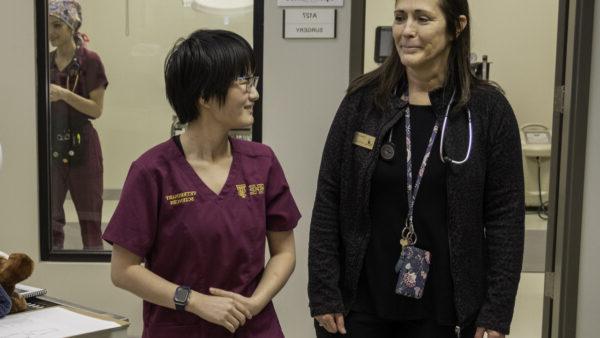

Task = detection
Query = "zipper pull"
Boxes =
[455,326,461,337]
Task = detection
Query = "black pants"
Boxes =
[314,311,476,338]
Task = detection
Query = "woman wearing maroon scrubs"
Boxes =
[49,0,107,250]
[103,30,301,337]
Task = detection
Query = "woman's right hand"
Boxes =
[189,292,253,333]
[314,313,347,334]
[49,84,67,102]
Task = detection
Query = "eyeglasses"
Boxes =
[236,75,260,93]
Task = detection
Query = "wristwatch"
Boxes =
[173,286,191,311]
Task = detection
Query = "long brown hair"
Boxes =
[348,0,488,111]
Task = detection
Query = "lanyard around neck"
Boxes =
[401,106,441,247]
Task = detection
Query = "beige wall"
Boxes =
[363,0,559,129]
[363,0,395,73]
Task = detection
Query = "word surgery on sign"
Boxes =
[283,8,336,39]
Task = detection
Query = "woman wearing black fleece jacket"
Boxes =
[308,0,524,337]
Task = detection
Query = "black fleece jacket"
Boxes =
[308,82,524,334]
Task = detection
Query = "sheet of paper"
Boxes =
[0,306,120,338]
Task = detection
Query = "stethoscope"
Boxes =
[64,56,81,92]
[380,90,473,165]
[51,45,81,92]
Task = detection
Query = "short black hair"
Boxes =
[164,29,255,124]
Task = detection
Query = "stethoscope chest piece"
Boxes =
[380,126,396,161]
[380,142,395,161]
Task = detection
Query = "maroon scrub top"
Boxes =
[50,46,109,126]
[103,138,301,338]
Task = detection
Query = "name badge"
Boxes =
[353,132,376,150]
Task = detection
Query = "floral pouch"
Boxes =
[394,246,431,299]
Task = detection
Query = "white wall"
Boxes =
[262,3,352,338]
[576,0,600,336]
[363,0,559,129]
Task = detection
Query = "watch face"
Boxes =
[174,287,189,303]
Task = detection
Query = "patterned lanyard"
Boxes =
[400,106,441,248]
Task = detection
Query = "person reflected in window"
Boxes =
[48,0,108,250]
[308,0,524,337]
[103,30,300,337]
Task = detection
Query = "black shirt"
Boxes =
[354,104,456,325]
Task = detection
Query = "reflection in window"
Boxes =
[49,0,254,251]
[49,0,108,251]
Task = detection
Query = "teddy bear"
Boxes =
[0,253,35,314]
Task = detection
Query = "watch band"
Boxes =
[174,285,191,311]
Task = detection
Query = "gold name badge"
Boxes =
[352,132,376,150]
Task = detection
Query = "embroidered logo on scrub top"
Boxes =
[235,183,265,199]
[165,191,197,206]
[236,184,248,198]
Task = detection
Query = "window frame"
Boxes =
[36,0,264,262]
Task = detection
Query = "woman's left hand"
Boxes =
[209,287,263,317]
[49,84,69,102]
[474,327,505,338]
